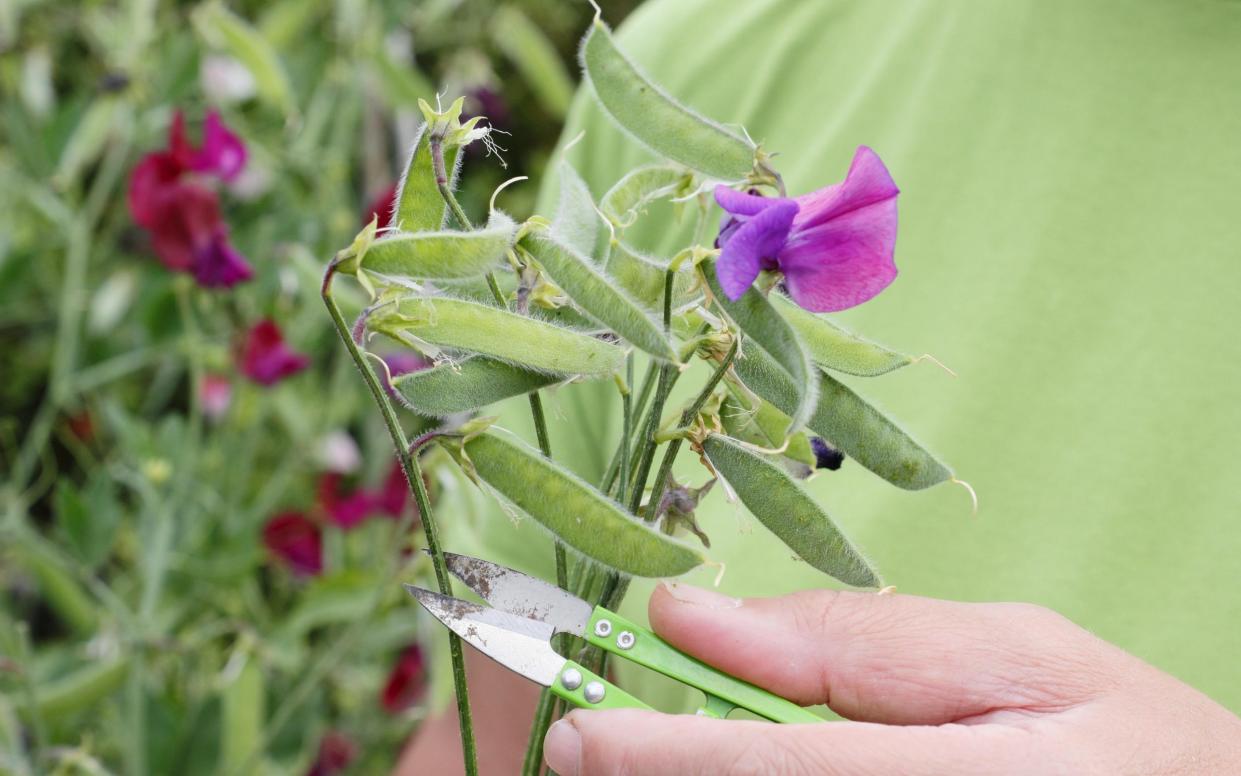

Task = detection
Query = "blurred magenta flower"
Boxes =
[363,183,398,229]
[306,730,356,776]
[713,146,898,312]
[127,111,253,288]
[380,644,427,714]
[318,461,412,531]
[381,351,428,397]
[241,320,310,386]
[262,512,322,576]
[200,374,232,421]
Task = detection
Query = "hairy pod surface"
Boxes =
[720,388,816,470]
[350,213,516,280]
[552,160,604,258]
[392,123,462,231]
[604,241,699,313]
[772,294,912,377]
[458,429,705,577]
[704,261,818,436]
[393,356,561,417]
[703,434,879,588]
[600,164,689,227]
[370,295,624,376]
[523,233,679,363]
[580,18,756,181]
[732,346,951,490]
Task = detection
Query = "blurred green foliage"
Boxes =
[0,0,638,772]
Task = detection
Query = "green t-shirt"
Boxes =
[452,0,1241,713]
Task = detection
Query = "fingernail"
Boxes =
[544,719,581,776]
[660,581,742,609]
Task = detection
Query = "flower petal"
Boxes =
[779,191,898,312]
[715,199,798,300]
[713,185,787,217]
[241,320,310,386]
[192,228,254,288]
[262,512,322,576]
[791,146,899,232]
[193,111,247,181]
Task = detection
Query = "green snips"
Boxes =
[405,553,821,723]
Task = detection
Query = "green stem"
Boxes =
[645,337,739,525]
[321,267,478,776]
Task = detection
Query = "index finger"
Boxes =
[648,582,1117,725]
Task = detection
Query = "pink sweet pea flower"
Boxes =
[317,473,375,530]
[127,111,252,288]
[200,374,233,421]
[713,146,899,312]
[372,461,410,520]
[380,644,427,714]
[241,320,310,386]
[262,512,322,576]
[306,731,356,776]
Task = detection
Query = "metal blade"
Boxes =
[404,585,564,687]
[441,552,593,637]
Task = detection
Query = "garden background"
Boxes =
[0,1,639,772]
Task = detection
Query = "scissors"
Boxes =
[404,553,821,722]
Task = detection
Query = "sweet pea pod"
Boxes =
[393,356,562,417]
[345,213,515,280]
[580,17,756,181]
[772,294,912,377]
[26,657,129,722]
[552,161,602,258]
[455,428,704,577]
[392,123,461,232]
[220,649,265,776]
[523,232,678,363]
[436,274,604,331]
[703,435,879,588]
[604,241,699,312]
[704,261,818,436]
[369,295,624,376]
[720,387,816,470]
[732,346,951,490]
[600,164,688,226]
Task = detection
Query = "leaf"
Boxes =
[10,537,97,637]
[604,240,699,313]
[369,294,625,376]
[54,475,120,569]
[732,346,952,490]
[392,123,462,232]
[490,5,574,117]
[772,294,913,377]
[600,164,688,228]
[393,356,562,417]
[452,428,704,576]
[580,17,755,180]
[347,212,515,281]
[551,160,602,258]
[523,232,679,363]
[703,260,818,436]
[703,434,879,587]
[193,3,294,114]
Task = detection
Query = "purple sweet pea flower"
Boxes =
[713,146,899,312]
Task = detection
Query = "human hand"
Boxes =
[543,583,1241,775]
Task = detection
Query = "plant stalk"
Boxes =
[322,266,478,776]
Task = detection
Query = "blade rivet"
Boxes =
[560,668,583,691]
[616,631,635,650]
[594,619,613,637]
[583,681,606,704]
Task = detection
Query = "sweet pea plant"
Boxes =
[324,10,970,775]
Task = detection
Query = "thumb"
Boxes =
[543,709,1029,776]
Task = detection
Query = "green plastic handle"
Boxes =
[585,607,822,724]
[550,659,652,711]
